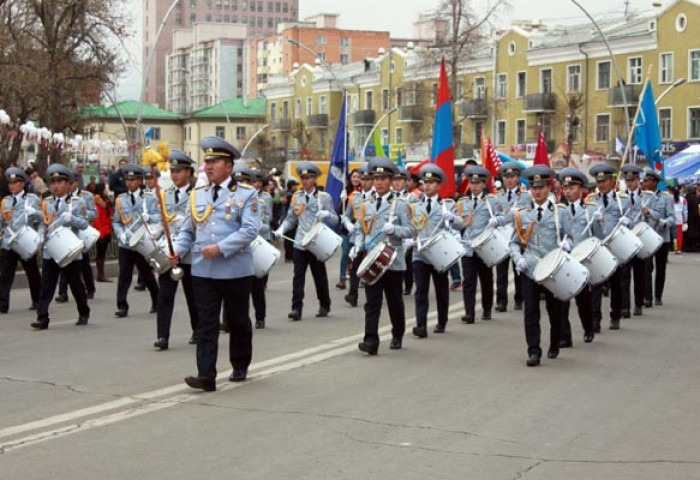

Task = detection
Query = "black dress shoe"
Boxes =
[633,306,643,316]
[461,314,474,324]
[229,368,247,382]
[559,338,573,348]
[547,349,559,359]
[134,284,146,291]
[654,298,663,306]
[344,293,358,307]
[315,307,329,318]
[643,299,653,308]
[288,310,301,321]
[358,341,378,355]
[594,320,601,333]
[494,304,506,313]
[115,309,128,318]
[526,354,540,367]
[255,319,265,329]
[412,326,428,338]
[31,320,49,330]
[219,322,229,332]
[433,324,446,334]
[514,302,523,311]
[184,376,216,391]
[29,303,37,311]
[622,309,631,319]
[189,333,198,344]
[75,316,89,326]
[149,305,157,314]
[55,294,68,303]
[610,318,620,330]
[153,337,169,350]
[584,332,595,343]
[0,308,7,314]
[389,337,402,350]
[482,311,492,321]
[335,279,346,290]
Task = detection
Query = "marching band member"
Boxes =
[343,165,374,308]
[31,165,91,329]
[587,163,632,331]
[273,162,338,321]
[353,157,416,355]
[112,164,161,318]
[172,136,260,391]
[620,165,647,317]
[153,151,198,350]
[411,164,454,337]
[453,166,504,325]
[496,162,531,312]
[0,168,41,313]
[509,166,569,367]
[641,169,675,307]
[394,166,415,296]
[247,166,271,329]
[55,171,97,303]
[558,168,595,346]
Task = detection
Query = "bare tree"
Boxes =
[564,92,585,166]
[291,119,314,160]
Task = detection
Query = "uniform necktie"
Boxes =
[12,196,17,206]
[175,189,180,204]
[571,204,575,216]
[630,192,635,206]
[130,193,135,206]
[376,197,382,211]
[508,191,512,203]
[55,199,60,211]
[473,197,478,209]
[213,185,221,202]
[537,206,543,222]
[426,199,432,213]
[305,194,310,203]
[603,194,609,208]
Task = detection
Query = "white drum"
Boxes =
[421,229,465,272]
[632,222,663,259]
[471,227,510,267]
[148,238,172,275]
[77,225,100,253]
[533,249,589,301]
[45,226,84,268]
[301,223,342,262]
[570,237,618,286]
[8,226,41,261]
[357,241,397,286]
[251,235,280,278]
[603,224,642,264]
[129,225,163,259]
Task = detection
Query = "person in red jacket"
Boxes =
[93,183,113,282]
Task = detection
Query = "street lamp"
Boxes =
[362,107,397,158]
[241,123,269,158]
[656,78,686,105]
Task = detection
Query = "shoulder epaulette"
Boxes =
[660,191,672,196]
[585,198,598,206]
[557,203,568,208]
[618,192,629,198]
[238,183,253,190]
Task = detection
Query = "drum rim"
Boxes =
[471,227,498,248]
[301,222,325,247]
[571,236,601,260]
[533,249,565,282]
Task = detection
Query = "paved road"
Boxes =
[1,253,699,479]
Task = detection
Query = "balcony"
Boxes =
[353,110,376,126]
[399,105,424,123]
[523,93,557,113]
[306,114,329,129]
[609,85,641,107]
[460,99,488,119]
[272,118,291,132]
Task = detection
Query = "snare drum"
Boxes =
[301,223,342,262]
[357,242,397,285]
[44,226,84,268]
[148,238,172,275]
[533,249,589,301]
[471,227,510,267]
[8,226,41,261]
[421,230,465,272]
[251,235,280,278]
[77,225,100,253]
[603,223,642,264]
[570,237,618,286]
[129,225,163,259]
[632,222,663,259]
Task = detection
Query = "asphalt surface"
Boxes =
[1,251,699,479]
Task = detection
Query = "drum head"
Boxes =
[471,228,494,249]
[571,237,599,262]
[129,228,145,248]
[301,223,323,248]
[533,249,563,283]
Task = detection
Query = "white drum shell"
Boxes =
[9,226,41,261]
[421,230,465,272]
[603,224,643,264]
[129,226,162,259]
[77,226,100,253]
[533,249,589,301]
[301,223,342,262]
[632,222,663,259]
[570,237,618,286]
[148,238,172,275]
[251,236,280,278]
[471,227,510,267]
[45,227,84,268]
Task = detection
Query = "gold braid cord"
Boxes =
[515,210,535,248]
[115,196,133,225]
[1,198,12,222]
[359,201,375,235]
[410,204,428,231]
[457,200,473,227]
[292,192,305,217]
[190,189,213,224]
[41,199,56,226]
[160,191,176,223]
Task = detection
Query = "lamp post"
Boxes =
[656,78,686,105]
[362,107,397,158]
[241,123,269,158]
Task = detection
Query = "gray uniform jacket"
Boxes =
[412,196,457,264]
[162,184,193,264]
[560,199,592,246]
[586,191,632,240]
[280,189,339,250]
[497,187,532,224]
[0,192,42,250]
[72,188,96,222]
[112,190,163,249]
[258,191,273,241]
[453,193,505,257]
[40,194,89,261]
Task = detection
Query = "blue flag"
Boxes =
[326,97,347,213]
[144,126,155,143]
[634,81,663,174]
[396,151,405,168]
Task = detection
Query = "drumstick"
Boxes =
[581,206,603,237]
[279,233,301,246]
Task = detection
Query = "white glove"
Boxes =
[682,223,688,233]
[516,257,528,273]
[340,190,348,202]
[442,211,455,222]
[273,227,284,239]
[316,210,330,221]
[346,223,356,235]
[657,219,666,228]
[509,207,518,215]
[403,238,414,248]
[487,217,498,229]
[382,223,395,235]
[60,212,72,225]
[172,215,185,229]
[620,217,631,227]
[24,206,37,216]
[349,246,359,260]
[593,210,604,221]
[560,238,573,252]
[142,213,150,223]
[119,232,129,244]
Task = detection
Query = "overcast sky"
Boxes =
[116,0,655,99]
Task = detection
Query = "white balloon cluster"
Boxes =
[0,109,10,125]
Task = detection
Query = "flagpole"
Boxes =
[619,65,653,173]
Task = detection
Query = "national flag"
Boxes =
[396,151,405,168]
[634,80,664,174]
[410,158,430,174]
[373,128,385,157]
[533,129,550,167]
[430,58,456,198]
[144,126,155,143]
[481,132,502,190]
[615,136,626,156]
[326,96,347,213]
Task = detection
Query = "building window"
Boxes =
[190,12,196,21]
[236,126,246,140]
[496,73,507,98]
[628,57,643,84]
[690,50,700,81]
[152,128,162,141]
[190,0,196,5]
[597,61,611,89]
[396,127,403,144]
[540,69,552,94]
[319,95,327,114]
[496,120,507,146]
[317,35,327,45]
[317,52,326,62]
[270,102,277,121]
[516,119,526,144]
[677,13,688,32]
[381,128,389,146]
[306,97,312,116]
[395,87,402,107]
[516,72,526,98]
[659,108,672,139]
[431,82,438,106]
[282,100,289,118]
[595,114,610,143]
[294,99,301,117]
[382,89,390,111]
[340,37,350,47]
[215,126,226,139]
[689,108,700,139]
[340,54,349,65]
[474,77,485,99]
[567,65,581,92]
[660,53,674,84]
[365,90,373,110]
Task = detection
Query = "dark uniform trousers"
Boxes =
[292,248,330,312]
[0,249,41,310]
[522,275,563,356]
[347,251,365,297]
[37,259,90,322]
[194,275,253,379]
[645,242,669,302]
[403,247,414,292]
[251,275,267,322]
[116,247,159,311]
[363,270,405,348]
[283,226,297,261]
[462,255,494,317]
[561,286,594,342]
[591,267,623,326]
[58,254,95,297]
[621,257,646,310]
[496,258,523,308]
[156,263,198,339]
[413,260,449,328]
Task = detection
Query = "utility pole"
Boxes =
[624,0,631,21]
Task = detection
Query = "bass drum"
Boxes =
[533,249,589,301]
[357,242,396,286]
